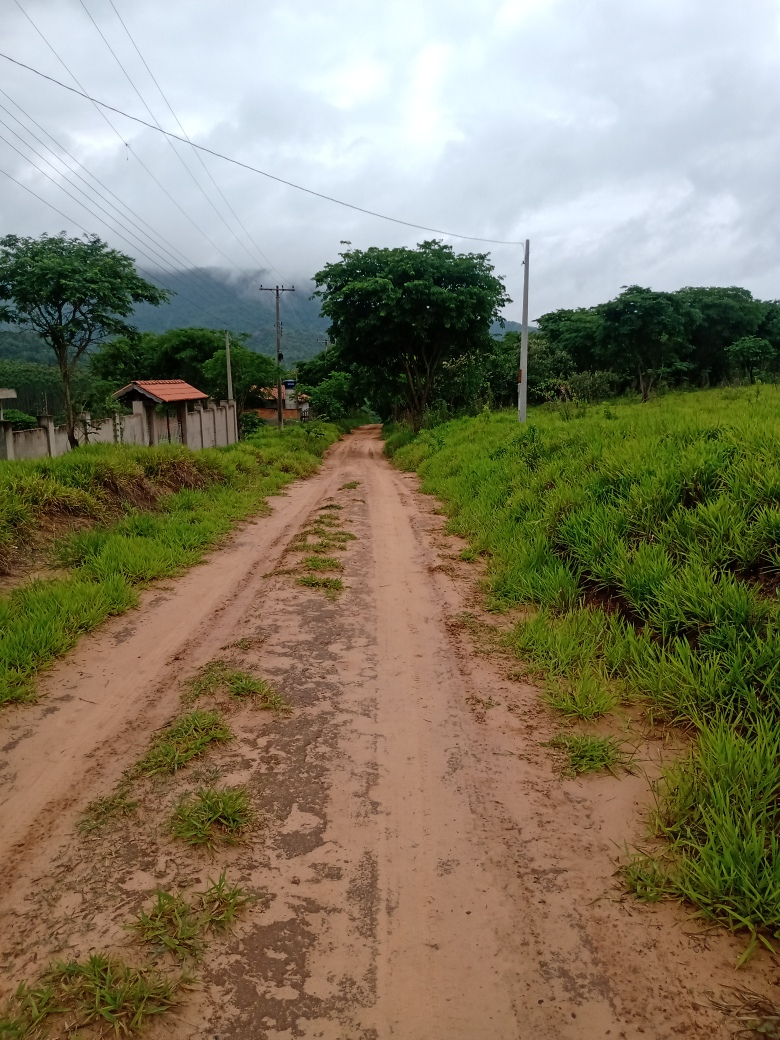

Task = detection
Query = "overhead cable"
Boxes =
[0,50,526,247]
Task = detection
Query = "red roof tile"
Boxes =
[114,379,209,404]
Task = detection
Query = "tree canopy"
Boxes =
[313,240,509,428]
[0,233,168,445]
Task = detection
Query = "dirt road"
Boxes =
[0,426,772,1038]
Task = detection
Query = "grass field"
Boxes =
[389,386,780,942]
[0,422,347,706]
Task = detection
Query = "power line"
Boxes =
[0,49,527,247]
[7,5,260,286]
[108,0,285,282]
[0,90,254,318]
[76,0,253,274]
[0,134,250,333]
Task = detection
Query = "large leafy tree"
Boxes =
[536,307,603,371]
[598,285,693,401]
[201,342,277,413]
[0,233,168,446]
[725,336,776,383]
[313,240,509,429]
[674,286,764,384]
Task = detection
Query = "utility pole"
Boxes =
[517,239,530,423]
[259,284,295,428]
[224,330,238,441]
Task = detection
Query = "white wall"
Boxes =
[3,401,236,462]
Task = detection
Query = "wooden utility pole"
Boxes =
[518,238,530,423]
[259,284,295,428]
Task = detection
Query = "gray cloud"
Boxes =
[1,0,778,323]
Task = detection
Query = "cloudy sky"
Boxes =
[0,0,778,322]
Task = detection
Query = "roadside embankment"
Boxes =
[387,387,780,951]
[0,422,348,706]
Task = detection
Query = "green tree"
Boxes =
[725,336,776,383]
[536,307,603,372]
[308,371,354,420]
[201,343,277,413]
[598,286,692,401]
[314,240,509,429]
[674,286,763,384]
[0,233,168,446]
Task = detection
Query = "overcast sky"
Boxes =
[1,0,778,322]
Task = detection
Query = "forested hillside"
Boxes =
[132,268,330,362]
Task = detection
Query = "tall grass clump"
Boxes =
[391,387,780,937]
[0,423,345,706]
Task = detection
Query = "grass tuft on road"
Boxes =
[170,786,253,849]
[186,660,288,710]
[0,954,179,1037]
[298,575,345,599]
[388,388,780,938]
[133,711,232,777]
[303,555,343,571]
[79,786,138,833]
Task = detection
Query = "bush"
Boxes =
[1,408,38,430]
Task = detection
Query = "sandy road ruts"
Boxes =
[0,426,774,1039]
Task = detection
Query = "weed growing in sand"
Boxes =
[170,786,253,849]
[0,980,62,1037]
[303,555,343,572]
[0,954,180,1036]
[339,481,360,490]
[133,711,231,777]
[131,874,249,961]
[78,787,138,833]
[186,661,288,711]
[194,871,251,931]
[545,733,629,777]
[130,892,203,959]
[298,575,344,599]
[318,503,343,511]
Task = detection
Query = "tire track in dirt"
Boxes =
[1,426,776,1039]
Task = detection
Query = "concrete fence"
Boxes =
[0,399,237,462]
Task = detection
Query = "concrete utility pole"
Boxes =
[518,238,530,423]
[224,331,238,441]
[259,284,295,428]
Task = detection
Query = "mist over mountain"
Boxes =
[132,268,331,363]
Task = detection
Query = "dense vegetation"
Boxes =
[0,421,347,706]
[0,234,168,446]
[0,327,279,426]
[301,283,780,425]
[389,388,780,945]
[313,241,509,428]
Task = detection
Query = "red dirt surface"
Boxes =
[1,426,778,1038]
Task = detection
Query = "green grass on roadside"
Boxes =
[544,732,629,777]
[169,786,253,849]
[0,424,346,707]
[389,387,780,938]
[133,711,232,777]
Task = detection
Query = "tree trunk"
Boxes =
[61,363,78,448]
